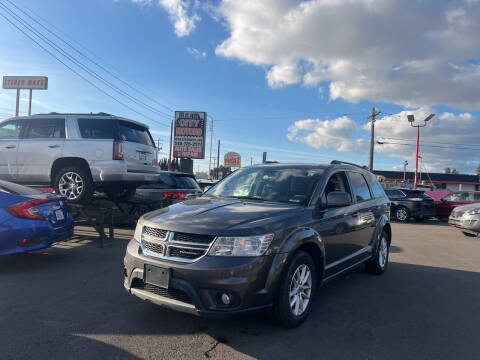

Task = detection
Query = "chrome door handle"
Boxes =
[48,145,60,148]
[5,145,16,149]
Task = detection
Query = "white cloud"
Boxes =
[131,0,200,37]
[287,109,480,173]
[215,0,480,110]
[186,47,206,59]
[287,116,366,153]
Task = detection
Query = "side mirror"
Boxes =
[326,191,352,208]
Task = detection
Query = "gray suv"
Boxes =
[124,161,392,327]
[0,113,159,203]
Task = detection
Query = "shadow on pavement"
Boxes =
[1,236,479,359]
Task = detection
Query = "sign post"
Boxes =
[2,76,48,116]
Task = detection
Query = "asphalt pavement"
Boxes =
[1,221,479,360]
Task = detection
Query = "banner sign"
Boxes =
[2,76,48,90]
[173,111,206,159]
[224,152,241,167]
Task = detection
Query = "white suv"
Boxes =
[0,113,159,203]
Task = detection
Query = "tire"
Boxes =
[462,231,477,237]
[365,230,390,275]
[271,251,317,328]
[53,165,94,204]
[394,206,410,222]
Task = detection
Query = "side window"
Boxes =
[78,118,117,139]
[366,174,385,198]
[443,192,462,202]
[474,193,480,201]
[323,171,352,201]
[0,120,25,139]
[25,119,65,139]
[349,172,372,202]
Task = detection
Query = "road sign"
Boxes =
[2,76,48,90]
[224,152,241,167]
[173,111,206,159]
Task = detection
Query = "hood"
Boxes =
[141,196,305,235]
[452,203,480,212]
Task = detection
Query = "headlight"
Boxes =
[133,217,144,242]
[466,209,480,215]
[208,234,274,257]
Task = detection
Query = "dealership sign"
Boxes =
[224,152,241,167]
[173,111,206,159]
[2,76,48,90]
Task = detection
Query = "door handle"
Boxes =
[48,145,60,148]
[5,145,16,149]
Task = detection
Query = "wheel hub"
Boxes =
[289,264,312,316]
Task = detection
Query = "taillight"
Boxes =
[113,140,124,160]
[6,198,49,220]
[162,192,187,200]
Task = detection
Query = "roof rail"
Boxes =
[330,160,369,170]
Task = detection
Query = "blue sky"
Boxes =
[0,0,479,174]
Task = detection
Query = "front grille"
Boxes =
[144,226,168,239]
[173,232,216,244]
[144,240,165,255]
[168,246,206,259]
[131,279,193,304]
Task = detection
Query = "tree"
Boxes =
[444,167,451,174]
[158,157,181,171]
[451,168,459,174]
[476,164,480,175]
[210,165,232,179]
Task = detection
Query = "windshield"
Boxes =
[206,167,324,205]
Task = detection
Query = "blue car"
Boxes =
[0,180,74,255]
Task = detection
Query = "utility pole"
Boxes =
[250,157,253,166]
[168,119,173,171]
[208,115,214,180]
[407,113,435,189]
[216,140,220,180]
[367,107,381,171]
[403,160,408,183]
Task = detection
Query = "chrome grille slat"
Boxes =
[144,226,168,240]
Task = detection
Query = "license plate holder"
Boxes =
[144,265,170,289]
[55,209,64,221]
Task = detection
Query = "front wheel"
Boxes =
[394,206,410,222]
[365,230,390,275]
[271,251,317,328]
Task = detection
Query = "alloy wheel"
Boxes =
[396,208,408,221]
[378,236,388,268]
[58,171,84,200]
[289,264,312,316]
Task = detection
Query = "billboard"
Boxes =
[173,111,206,159]
[2,76,48,90]
[224,152,241,167]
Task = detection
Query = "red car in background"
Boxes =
[435,191,480,218]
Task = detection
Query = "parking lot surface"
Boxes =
[1,222,479,360]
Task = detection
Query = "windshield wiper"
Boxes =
[227,196,265,201]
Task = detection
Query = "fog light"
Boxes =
[221,293,232,305]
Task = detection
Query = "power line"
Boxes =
[377,140,480,151]
[0,1,172,125]
[9,0,177,112]
[379,137,480,148]
[0,7,170,128]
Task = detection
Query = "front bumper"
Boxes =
[449,215,480,234]
[123,239,283,317]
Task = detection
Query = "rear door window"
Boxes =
[118,120,153,146]
[25,118,65,138]
[78,118,117,139]
[349,172,372,202]
[0,119,25,139]
[365,174,385,198]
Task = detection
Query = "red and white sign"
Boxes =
[2,76,48,90]
[224,152,241,167]
[173,111,206,159]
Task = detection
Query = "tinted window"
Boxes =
[137,173,200,190]
[207,167,324,205]
[174,175,201,190]
[365,174,385,198]
[78,118,117,139]
[25,119,65,139]
[118,120,153,146]
[349,172,372,202]
[385,189,404,198]
[0,120,25,139]
[402,189,431,199]
[474,193,480,201]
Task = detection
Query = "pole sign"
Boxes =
[2,76,48,90]
[173,111,206,159]
[224,152,241,167]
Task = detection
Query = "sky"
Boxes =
[0,0,479,174]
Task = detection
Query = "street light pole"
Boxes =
[407,114,434,189]
[403,160,408,183]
